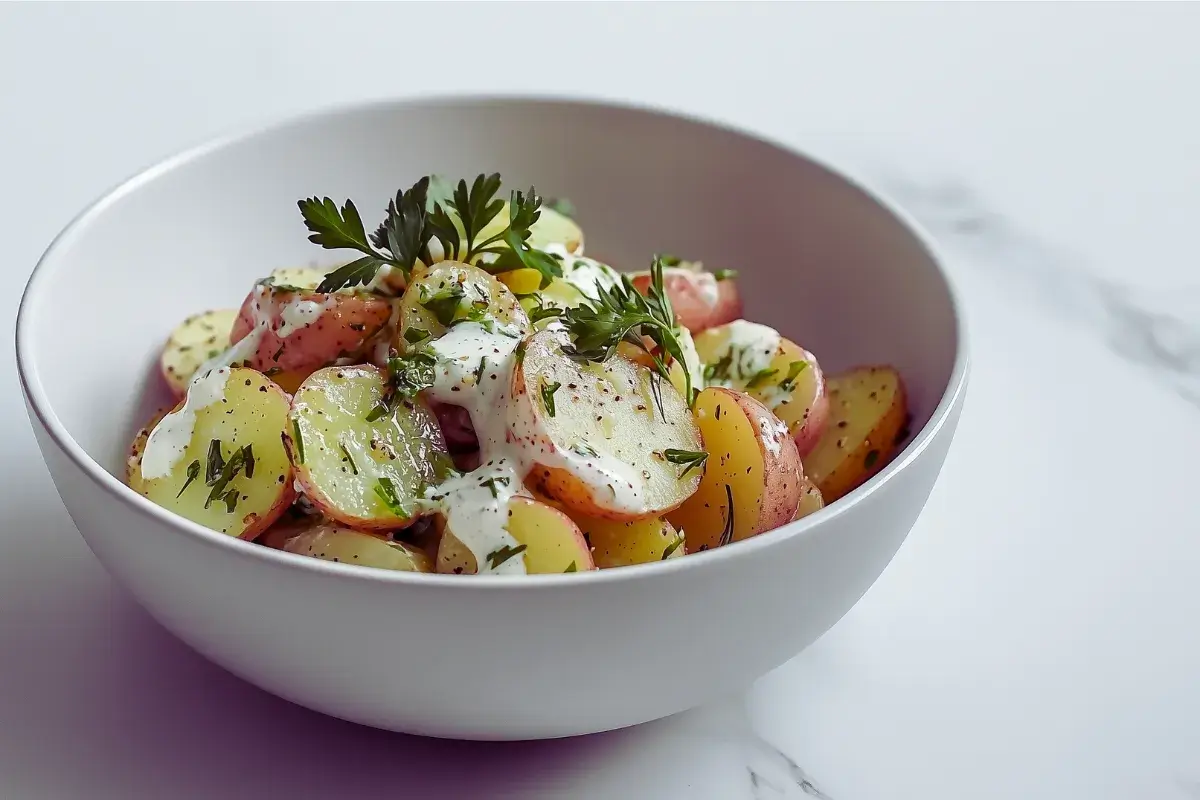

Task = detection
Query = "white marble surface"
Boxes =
[3,4,1199,798]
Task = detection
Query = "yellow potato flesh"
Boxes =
[396,261,530,351]
[131,368,294,538]
[265,267,326,291]
[160,309,238,395]
[574,514,684,568]
[805,366,907,502]
[693,325,819,437]
[666,388,766,551]
[289,366,451,530]
[793,480,824,522]
[282,524,431,572]
[436,497,594,574]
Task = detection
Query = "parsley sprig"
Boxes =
[558,255,694,404]
[300,174,565,293]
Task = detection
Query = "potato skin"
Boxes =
[629,269,742,333]
[129,368,296,540]
[792,478,824,522]
[666,387,803,551]
[230,286,392,374]
[805,366,908,503]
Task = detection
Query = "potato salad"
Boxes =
[126,174,910,575]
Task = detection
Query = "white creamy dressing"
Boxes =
[416,319,646,573]
[544,243,621,302]
[140,367,231,479]
[276,297,327,338]
[709,319,781,384]
[758,414,788,457]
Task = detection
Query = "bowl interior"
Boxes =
[20,98,959,484]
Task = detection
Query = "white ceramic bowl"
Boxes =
[17,97,967,740]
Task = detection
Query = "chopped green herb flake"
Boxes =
[291,419,305,464]
[486,543,528,570]
[713,268,738,281]
[177,460,201,497]
[663,449,708,479]
[541,380,562,417]
[338,442,359,475]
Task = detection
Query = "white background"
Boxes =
[3,4,1199,798]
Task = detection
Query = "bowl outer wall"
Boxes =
[16,95,968,739]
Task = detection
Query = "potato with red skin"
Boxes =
[436,496,596,575]
[629,268,742,333]
[127,368,297,540]
[694,321,829,457]
[230,283,392,375]
[666,387,803,551]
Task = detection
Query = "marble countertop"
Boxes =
[2,4,1197,798]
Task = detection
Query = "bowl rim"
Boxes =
[15,92,969,589]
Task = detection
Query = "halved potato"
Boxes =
[128,367,296,538]
[257,509,323,551]
[286,365,452,531]
[666,387,803,551]
[629,267,742,334]
[694,320,829,456]
[792,478,824,522]
[512,251,623,316]
[262,266,326,291]
[575,514,685,568]
[160,309,239,396]
[804,366,908,503]
[437,496,595,575]
[230,284,392,374]
[513,328,703,521]
[274,521,431,572]
[126,409,169,483]
[395,261,531,350]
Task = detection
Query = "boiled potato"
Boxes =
[618,324,704,401]
[694,320,829,456]
[395,261,531,350]
[275,521,431,572]
[512,251,623,316]
[230,284,392,374]
[437,496,595,575]
[257,510,323,551]
[513,328,703,521]
[629,267,742,334]
[262,266,326,291]
[126,409,168,483]
[792,478,824,522]
[805,366,908,503]
[286,365,452,531]
[128,367,296,539]
[575,514,685,568]
[667,387,803,551]
[160,309,238,396]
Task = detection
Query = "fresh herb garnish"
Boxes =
[420,283,466,327]
[864,449,880,469]
[204,446,248,511]
[480,475,509,499]
[718,484,736,547]
[364,403,390,422]
[241,444,255,479]
[300,177,435,293]
[663,448,708,479]
[527,296,563,325]
[713,268,738,281]
[558,255,693,404]
[338,441,359,475]
[540,380,561,417]
[571,441,598,458]
[564,560,578,573]
[177,459,201,498]
[374,477,409,518]
[473,356,488,386]
[661,535,684,560]
[777,360,809,392]
[291,419,305,464]
[648,370,666,420]
[387,350,438,400]
[205,438,225,485]
[704,351,734,385]
[222,487,240,513]
[404,326,430,345]
[659,254,682,267]
[745,367,779,390]
[486,543,528,570]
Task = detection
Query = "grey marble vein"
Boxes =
[746,732,834,799]
[876,174,1200,408]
